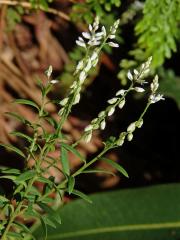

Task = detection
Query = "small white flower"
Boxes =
[76,40,86,48]
[79,71,86,83]
[82,32,91,39]
[136,119,143,128]
[88,40,101,46]
[107,97,118,104]
[127,122,136,133]
[98,111,105,118]
[101,26,106,36]
[108,107,115,116]
[91,51,98,61]
[127,133,133,141]
[118,99,125,109]
[50,79,58,84]
[84,125,93,132]
[73,93,81,105]
[89,24,93,32]
[134,87,145,93]
[116,89,126,96]
[84,58,92,72]
[109,34,116,39]
[149,94,165,104]
[46,65,53,78]
[134,69,139,75]
[108,42,119,48]
[84,132,92,143]
[151,75,159,92]
[127,71,133,81]
[59,98,68,106]
[76,60,84,71]
[116,138,124,146]
[100,120,106,130]
[58,107,64,116]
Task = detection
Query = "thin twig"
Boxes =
[0,0,70,21]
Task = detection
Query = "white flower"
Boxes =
[134,69,139,75]
[70,81,77,89]
[91,51,98,61]
[149,94,165,104]
[151,75,159,92]
[76,40,86,48]
[46,65,53,78]
[82,32,91,39]
[79,71,86,83]
[58,107,64,116]
[109,34,115,39]
[136,119,143,128]
[84,58,92,72]
[73,93,81,105]
[108,42,119,48]
[107,97,118,104]
[100,120,106,130]
[50,79,58,84]
[59,98,68,106]
[108,107,115,116]
[134,87,145,93]
[89,24,93,32]
[84,132,92,143]
[127,133,133,141]
[127,71,133,81]
[127,122,136,133]
[84,125,93,132]
[116,138,124,146]
[116,89,126,96]
[76,60,84,71]
[98,111,105,118]
[101,26,106,36]
[118,99,125,109]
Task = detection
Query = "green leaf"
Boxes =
[101,157,129,178]
[15,170,36,183]
[68,176,75,194]
[61,143,86,163]
[60,145,70,176]
[7,231,23,239]
[34,184,180,240]
[82,169,115,176]
[0,143,25,158]
[0,168,20,175]
[5,112,30,124]
[72,189,92,204]
[10,131,33,142]
[0,175,17,181]
[14,99,40,110]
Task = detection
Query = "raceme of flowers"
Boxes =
[58,17,120,122]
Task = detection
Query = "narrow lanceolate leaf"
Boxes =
[0,168,20,175]
[82,169,115,176]
[10,131,33,142]
[14,99,40,110]
[61,143,86,164]
[72,190,92,204]
[5,112,30,124]
[101,157,129,178]
[0,144,25,158]
[15,170,36,183]
[68,176,75,194]
[34,184,180,240]
[60,146,70,176]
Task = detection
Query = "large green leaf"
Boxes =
[34,184,180,240]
